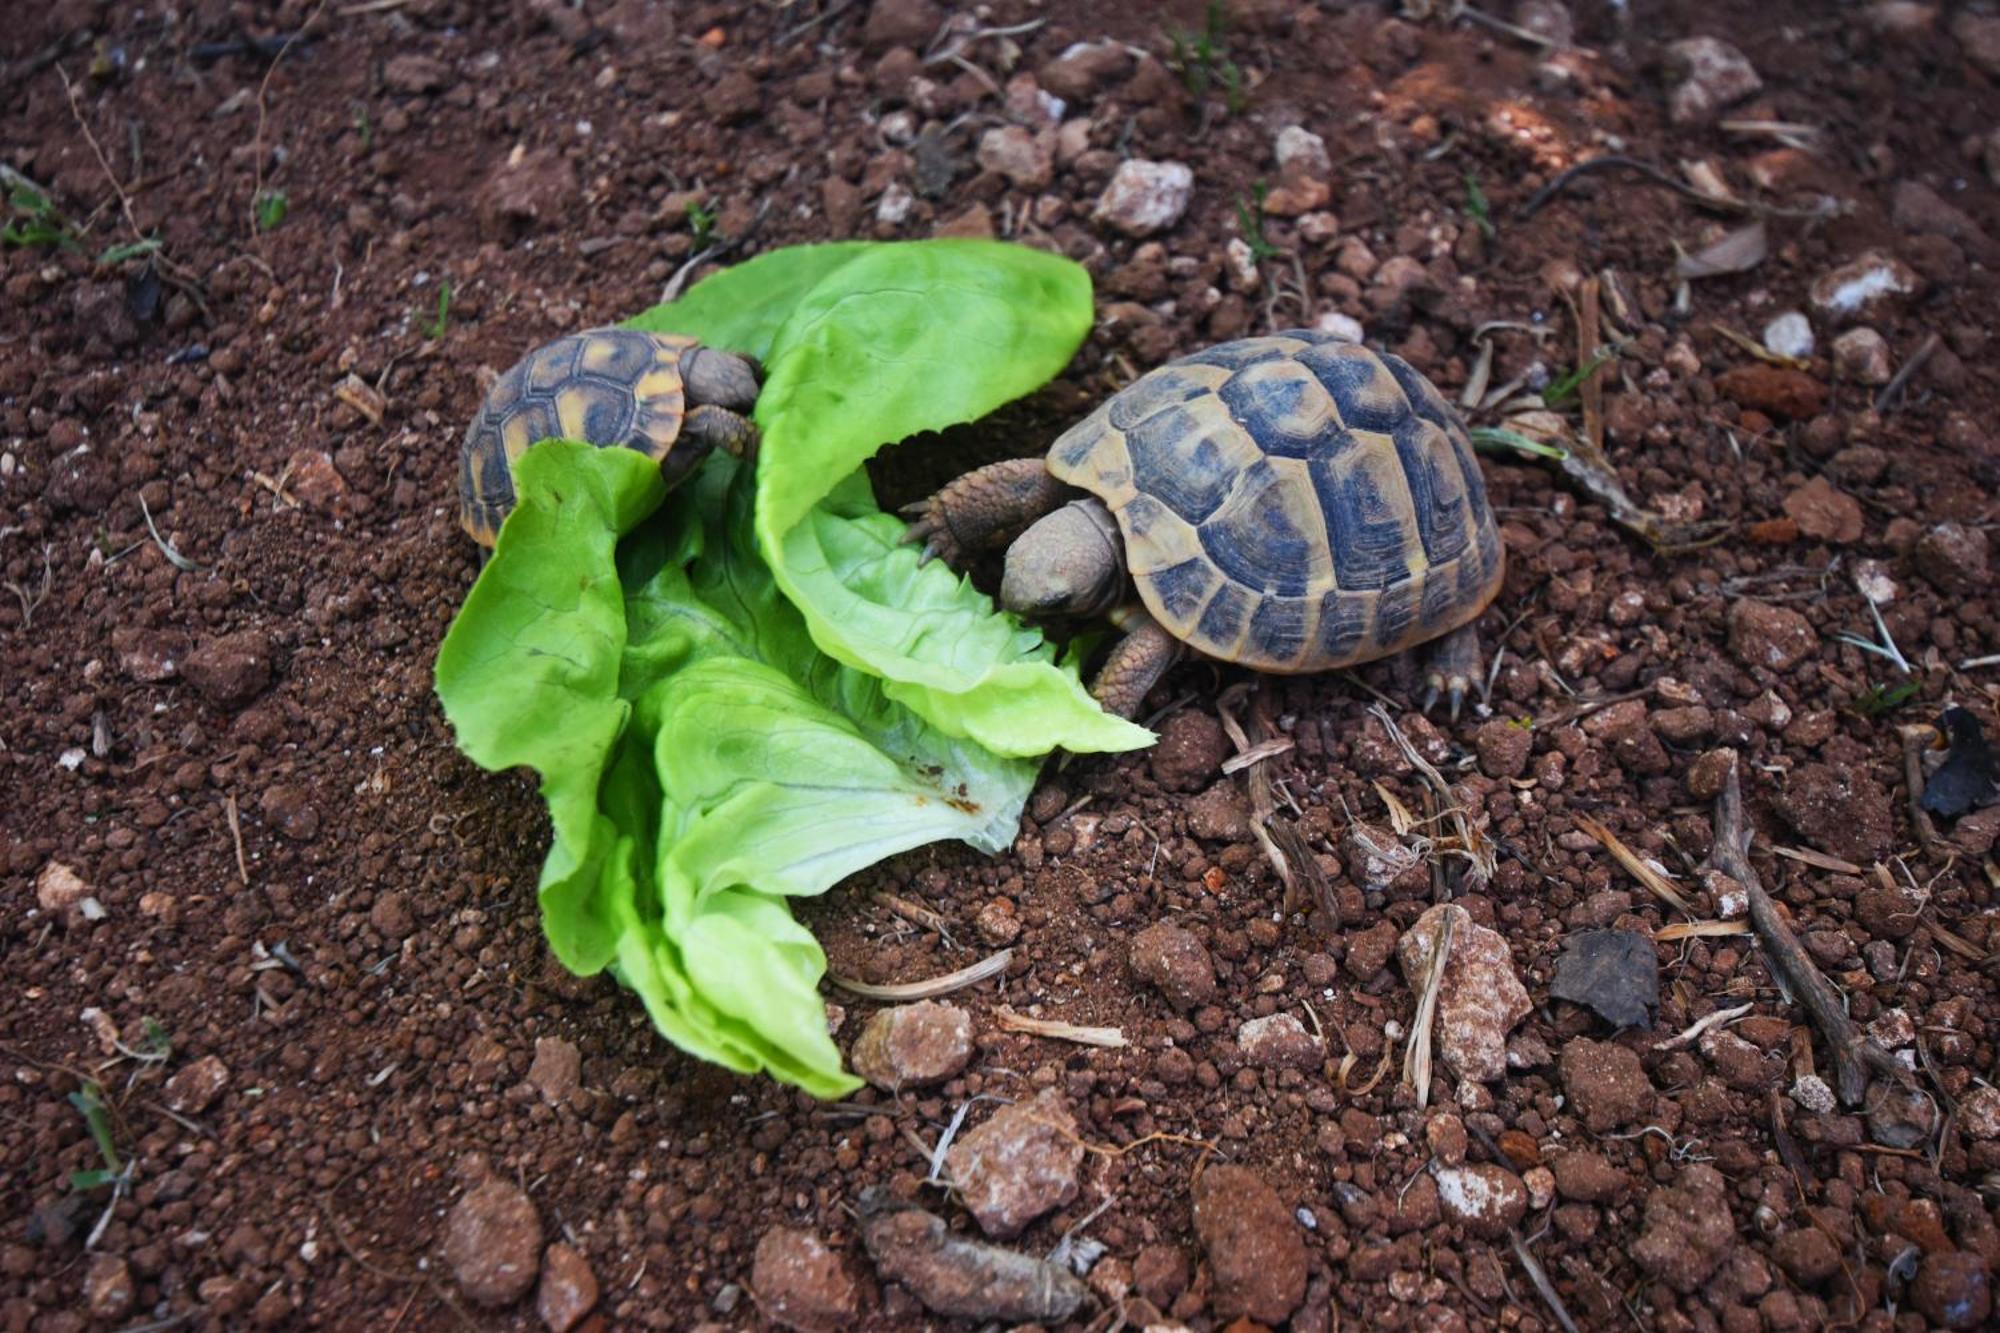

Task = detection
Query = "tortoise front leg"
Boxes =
[1089,613,1182,720]
[902,458,1072,569]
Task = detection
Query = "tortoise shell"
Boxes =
[458,328,698,546]
[1045,330,1504,673]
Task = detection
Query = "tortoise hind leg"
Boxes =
[902,458,1071,569]
[1089,614,1182,720]
[1419,622,1483,723]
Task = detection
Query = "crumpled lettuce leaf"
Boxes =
[630,239,1154,758]
[438,443,1035,1096]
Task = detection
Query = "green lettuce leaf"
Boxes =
[623,242,874,361]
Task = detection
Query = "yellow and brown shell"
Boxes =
[1046,330,1505,672]
[457,329,697,547]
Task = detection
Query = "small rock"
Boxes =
[1151,710,1229,791]
[1132,1243,1189,1308]
[1550,1150,1628,1204]
[36,861,89,913]
[1727,599,1818,672]
[862,0,941,49]
[1185,782,1251,841]
[537,1242,598,1333]
[1473,719,1534,778]
[1344,821,1420,891]
[1665,37,1762,125]
[1582,699,1670,774]
[1772,1228,1842,1286]
[1866,1083,1938,1148]
[1631,1164,1737,1293]
[370,891,414,938]
[1716,365,1826,419]
[875,181,914,227]
[182,630,274,710]
[1265,125,1331,216]
[444,1179,543,1307]
[287,449,349,512]
[1517,0,1575,46]
[526,1037,581,1105]
[84,1254,134,1321]
[1094,160,1194,237]
[1914,521,1990,595]
[1809,251,1921,325]
[164,1054,230,1115]
[753,1228,868,1332]
[1912,1250,1992,1330]
[944,1089,1083,1238]
[1236,1013,1323,1070]
[1831,327,1893,385]
[113,627,187,683]
[1129,921,1217,1010]
[976,126,1052,190]
[478,148,580,237]
[858,1199,1084,1323]
[1761,311,1814,359]
[1313,309,1363,340]
[1038,41,1131,101]
[1773,763,1895,862]
[1686,748,1737,801]
[383,53,452,95]
[1434,1164,1529,1239]
[259,783,320,841]
[1397,904,1533,1082]
[1892,180,1987,246]
[1962,1086,2000,1139]
[1867,2,1936,37]
[1782,476,1864,543]
[1191,1166,1309,1325]
[1957,11,2000,75]
[850,1001,974,1090]
[1953,805,2000,857]
[1560,1038,1654,1132]
[974,899,1020,946]
[1346,919,1401,979]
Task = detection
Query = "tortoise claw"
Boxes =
[901,503,962,568]
[1421,672,1469,723]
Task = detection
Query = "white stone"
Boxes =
[1224,237,1261,292]
[1274,125,1332,177]
[1809,252,1920,324]
[1832,327,1893,385]
[1093,160,1194,238]
[1665,36,1762,125]
[1314,311,1365,342]
[1397,904,1533,1083]
[1762,311,1815,359]
[1790,1073,1837,1113]
[875,182,914,226]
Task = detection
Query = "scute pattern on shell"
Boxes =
[1047,330,1504,671]
[457,328,694,545]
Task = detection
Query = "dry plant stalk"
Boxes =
[1708,755,1908,1105]
[829,949,1012,1001]
[1575,813,1694,914]
[1401,907,1456,1110]
[1365,704,1496,884]
[1770,845,1864,875]
[1217,686,1333,923]
[1655,919,1751,940]
[994,1007,1127,1048]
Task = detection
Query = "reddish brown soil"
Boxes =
[5,1,2000,1330]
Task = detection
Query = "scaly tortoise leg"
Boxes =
[901,458,1072,569]
[1419,622,1483,723]
[1089,612,1182,721]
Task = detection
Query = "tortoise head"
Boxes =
[1000,498,1125,621]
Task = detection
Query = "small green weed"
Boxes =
[2,183,80,251]
[1234,183,1280,263]
[97,236,162,266]
[354,104,374,152]
[254,189,289,232]
[1543,348,1617,407]
[1853,679,1920,718]
[1463,172,1495,240]
[1469,426,1568,461]
[428,278,452,340]
[1169,1,1246,115]
[687,200,719,251]
[67,1081,122,1189]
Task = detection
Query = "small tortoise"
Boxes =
[905,329,1506,718]
[458,328,759,546]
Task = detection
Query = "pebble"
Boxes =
[1631,1164,1737,1292]
[1866,1083,1938,1148]
[1761,311,1815,359]
[526,1036,581,1105]
[1809,251,1921,324]
[1727,599,1818,673]
[1094,159,1194,237]
[260,783,321,842]
[1002,73,1065,128]
[1581,698,1670,774]
[1265,125,1332,215]
[1831,327,1893,384]
[849,1000,974,1090]
[1961,1086,2000,1139]
[1185,782,1251,841]
[1518,0,1576,45]
[1150,710,1229,791]
[1892,180,1987,245]
[1346,919,1401,978]
[943,1089,1083,1237]
[1559,1038,1654,1132]
[1772,763,1895,862]
[752,1227,869,1332]
[1313,309,1363,340]
[1549,1150,1628,1204]
[858,1199,1085,1323]
[84,1254,134,1321]
[1716,365,1826,419]
[384,53,452,95]
[1913,1250,1992,1329]
[1236,1013,1323,1069]
[862,0,941,50]
[477,148,580,237]
[36,861,90,913]
[164,1054,230,1115]
[1434,1164,1529,1239]
[1771,1227,1842,1285]
[1396,904,1533,1083]
[1038,41,1131,101]
[537,1243,598,1333]
[976,126,1053,190]
[444,1178,543,1307]
[1781,476,1864,543]
[875,182,915,226]
[1472,719,1534,778]
[1664,37,1762,125]
[1191,1166,1308,1325]
[182,630,275,710]
[1344,821,1420,891]
[287,449,349,512]
[369,891,414,938]
[1132,1242,1189,1308]
[1128,921,1217,1010]
[1914,521,1990,595]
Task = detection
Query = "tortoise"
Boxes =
[904,329,1506,719]
[457,328,760,546]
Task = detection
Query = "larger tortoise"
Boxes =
[458,328,759,546]
[905,329,1506,718]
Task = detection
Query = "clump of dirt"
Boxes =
[5,1,2000,1329]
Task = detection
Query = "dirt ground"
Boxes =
[6,0,2000,1329]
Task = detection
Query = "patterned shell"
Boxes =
[1045,330,1504,673]
[457,328,697,546]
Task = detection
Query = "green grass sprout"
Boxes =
[1543,348,1617,407]
[1463,172,1495,240]
[67,1082,121,1188]
[254,189,288,232]
[1235,184,1280,263]
[1469,426,1569,460]
[429,278,453,340]
[2,183,81,251]
[97,236,162,266]
[687,200,719,251]
[1853,679,1921,718]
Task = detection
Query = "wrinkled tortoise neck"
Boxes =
[999,496,1126,621]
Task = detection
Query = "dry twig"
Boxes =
[1575,813,1694,914]
[829,949,1011,1000]
[995,1008,1127,1048]
[1401,907,1455,1109]
[1217,685,1333,922]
